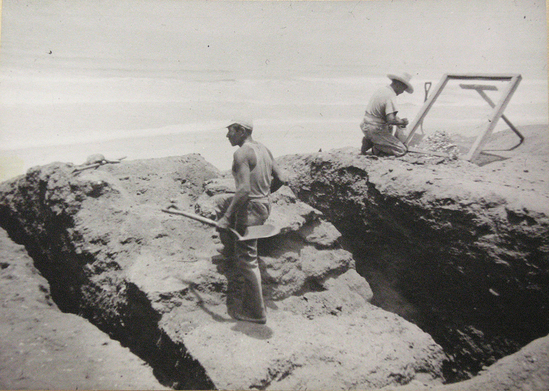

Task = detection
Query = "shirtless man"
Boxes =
[217,119,285,324]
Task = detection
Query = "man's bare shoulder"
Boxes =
[233,144,255,163]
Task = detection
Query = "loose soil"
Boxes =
[0,125,548,390]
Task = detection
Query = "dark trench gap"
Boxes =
[288,165,549,385]
[339,233,473,383]
[0,216,215,390]
[338,227,548,384]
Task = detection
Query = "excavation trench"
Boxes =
[281,151,549,384]
[2,185,543,387]
[340,231,543,383]
[4,193,543,387]
[1,152,548,389]
[0,213,215,390]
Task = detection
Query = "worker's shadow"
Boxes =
[179,278,233,324]
[230,321,274,340]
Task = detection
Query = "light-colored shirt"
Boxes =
[364,85,398,124]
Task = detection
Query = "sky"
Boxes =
[1,0,547,79]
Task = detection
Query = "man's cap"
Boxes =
[227,119,253,131]
[387,72,414,94]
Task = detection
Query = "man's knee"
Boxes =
[373,143,407,157]
[394,127,408,143]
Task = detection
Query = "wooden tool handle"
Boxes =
[162,206,245,241]
[161,208,218,227]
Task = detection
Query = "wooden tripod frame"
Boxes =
[404,73,522,161]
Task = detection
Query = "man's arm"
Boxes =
[270,160,287,193]
[386,112,408,127]
[267,150,287,193]
[217,148,252,230]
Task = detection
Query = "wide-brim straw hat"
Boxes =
[387,72,414,94]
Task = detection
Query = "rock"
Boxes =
[384,334,549,391]
[295,219,342,248]
[203,175,235,196]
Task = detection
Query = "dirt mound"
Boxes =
[0,154,445,389]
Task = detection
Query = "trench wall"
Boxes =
[0,161,218,389]
[280,152,549,381]
[0,156,448,390]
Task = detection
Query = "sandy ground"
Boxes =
[0,124,547,390]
